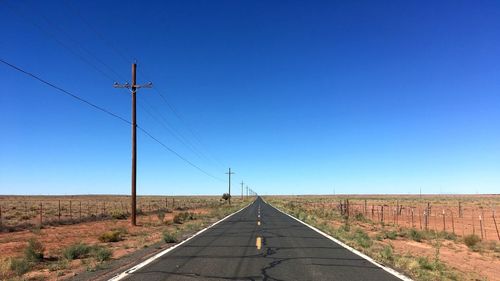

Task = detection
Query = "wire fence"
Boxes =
[289,197,500,241]
[0,196,222,232]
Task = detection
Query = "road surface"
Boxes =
[122,197,403,281]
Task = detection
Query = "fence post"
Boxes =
[39,202,43,227]
[58,200,61,222]
[411,208,414,228]
[442,209,446,232]
[165,197,168,209]
[419,206,422,229]
[79,201,82,221]
[472,209,476,235]
[482,209,486,240]
[492,209,500,241]
[451,210,455,235]
[381,205,384,223]
[424,210,428,230]
[346,199,350,218]
[479,215,484,240]
[364,200,367,216]
[458,201,463,218]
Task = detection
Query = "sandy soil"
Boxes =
[0,207,214,280]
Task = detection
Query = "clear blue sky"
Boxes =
[1,1,499,195]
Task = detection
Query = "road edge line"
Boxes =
[108,200,254,281]
[264,199,413,281]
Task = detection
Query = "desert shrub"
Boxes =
[354,213,365,221]
[111,212,128,220]
[0,258,10,279]
[417,256,444,272]
[173,212,195,224]
[48,258,69,272]
[99,230,122,242]
[383,230,398,240]
[380,245,394,262]
[24,238,44,262]
[163,231,178,243]
[62,243,92,260]
[353,229,373,248]
[157,211,165,223]
[408,228,423,242]
[440,231,457,241]
[9,258,31,276]
[222,193,231,201]
[91,246,112,262]
[463,234,480,248]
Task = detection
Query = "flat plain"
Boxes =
[267,194,500,281]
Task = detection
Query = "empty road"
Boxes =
[121,197,404,281]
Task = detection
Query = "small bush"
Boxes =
[222,193,231,201]
[408,228,423,242]
[63,243,92,260]
[173,212,195,224]
[157,211,165,223]
[163,231,178,243]
[417,256,434,270]
[24,238,44,262]
[440,231,457,241]
[9,258,31,276]
[383,230,398,240]
[463,234,480,248]
[48,258,69,272]
[91,246,112,262]
[380,245,393,262]
[111,212,128,220]
[354,213,365,221]
[353,229,373,248]
[99,230,122,243]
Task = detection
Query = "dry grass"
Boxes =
[267,195,500,281]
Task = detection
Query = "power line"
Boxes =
[56,2,227,170]
[138,126,225,182]
[0,58,225,182]
[0,58,130,124]
[3,1,120,83]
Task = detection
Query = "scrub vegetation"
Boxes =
[267,195,500,281]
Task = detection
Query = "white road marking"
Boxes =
[108,202,254,281]
[264,199,413,281]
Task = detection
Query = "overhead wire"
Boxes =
[58,1,228,169]
[59,0,227,169]
[5,0,228,179]
[0,58,225,182]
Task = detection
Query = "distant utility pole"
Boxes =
[241,181,244,200]
[225,168,235,205]
[246,185,249,198]
[113,62,152,226]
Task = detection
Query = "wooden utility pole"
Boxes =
[114,62,152,226]
[241,181,244,200]
[225,168,235,205]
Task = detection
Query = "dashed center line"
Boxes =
[256,237,262,250]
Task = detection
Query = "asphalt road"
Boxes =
[123,197,403,281]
